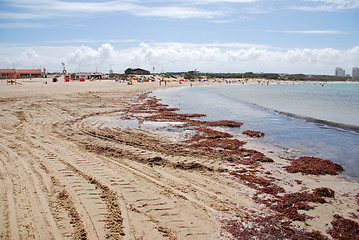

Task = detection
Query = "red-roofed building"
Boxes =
[0,69,43,79]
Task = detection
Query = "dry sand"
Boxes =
[0,77,358,239]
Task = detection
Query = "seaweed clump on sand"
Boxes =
[237,148,274,163]
[225,148,274,167]
[229,174,333,222]
[191,138,246,150]
[125,94,207,122]
[327,215,359,240]
[189,127,233,141]
[230,173,285,195]
[205,120,244,127]
[145,111,206,122]
[242,130,265,138]
[222,213,328,240]
[284,156,343,175]
[124,96,168,113]
[268,191,327,221]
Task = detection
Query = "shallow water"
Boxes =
[217,82,359,127]
[154,83,359,181]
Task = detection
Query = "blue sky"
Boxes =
[0,0,358,74]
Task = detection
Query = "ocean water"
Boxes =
[154,83,359,181]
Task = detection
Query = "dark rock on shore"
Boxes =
[314,187,335,198]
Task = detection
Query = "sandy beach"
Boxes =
[0,77,358,239]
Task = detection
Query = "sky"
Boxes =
[0,0,358,75]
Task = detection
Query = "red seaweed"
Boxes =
[230,173,285,195]
[223,148,274,167]
[238,148,274,163]
[222,214,328,240]
[269,191,326,221]
[191,138,246,150]
[205,120,244,127]
[285,156,343,175]
[327,215,359,240]
[242,130,265,138]
[189,127,233,141]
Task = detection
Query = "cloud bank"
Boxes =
[1,43,358,75]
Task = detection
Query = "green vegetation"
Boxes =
[205,72,280,79]
[111,71,357,82]
[286,74,352,81]
[185,72,355,81]
[184,73,196,80]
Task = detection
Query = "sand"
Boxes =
[0,77,358,239]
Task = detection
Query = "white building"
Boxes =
[335,67,345,77]
[352,67,359,77]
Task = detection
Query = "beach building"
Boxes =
[0,69,43,79]
[335,67,345,77]
[188,69,200,76]
[352,67,359,77]
[71,72,104,80]
[125,68,150,75]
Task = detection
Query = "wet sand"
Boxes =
[0,77,358,239]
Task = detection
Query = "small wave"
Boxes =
[215,87,359,133]
[272,110,359,134]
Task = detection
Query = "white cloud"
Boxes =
[4,0,136,13]
[0,22,47,28]
[266,30,348,34]
[134,5,221,19]
[0,11,53,20]
[1,42,358,75]
[150,42,273,49]
[190,0,257,3]
[0,0,227,20]
[241,7,271,13]
[293,0,359,11]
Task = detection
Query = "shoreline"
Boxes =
[142,86,358,182]
[0,78,358,239]
[111,89,359,238]
[153,83,359,181]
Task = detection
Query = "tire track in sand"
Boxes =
[4,101,127,239]
[0,138,63,239]
[0,131,123,239]
[30,141,125,240]
[45,137,218,239]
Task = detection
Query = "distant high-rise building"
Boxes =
[335,67,345,77]
[352,67,359,77]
